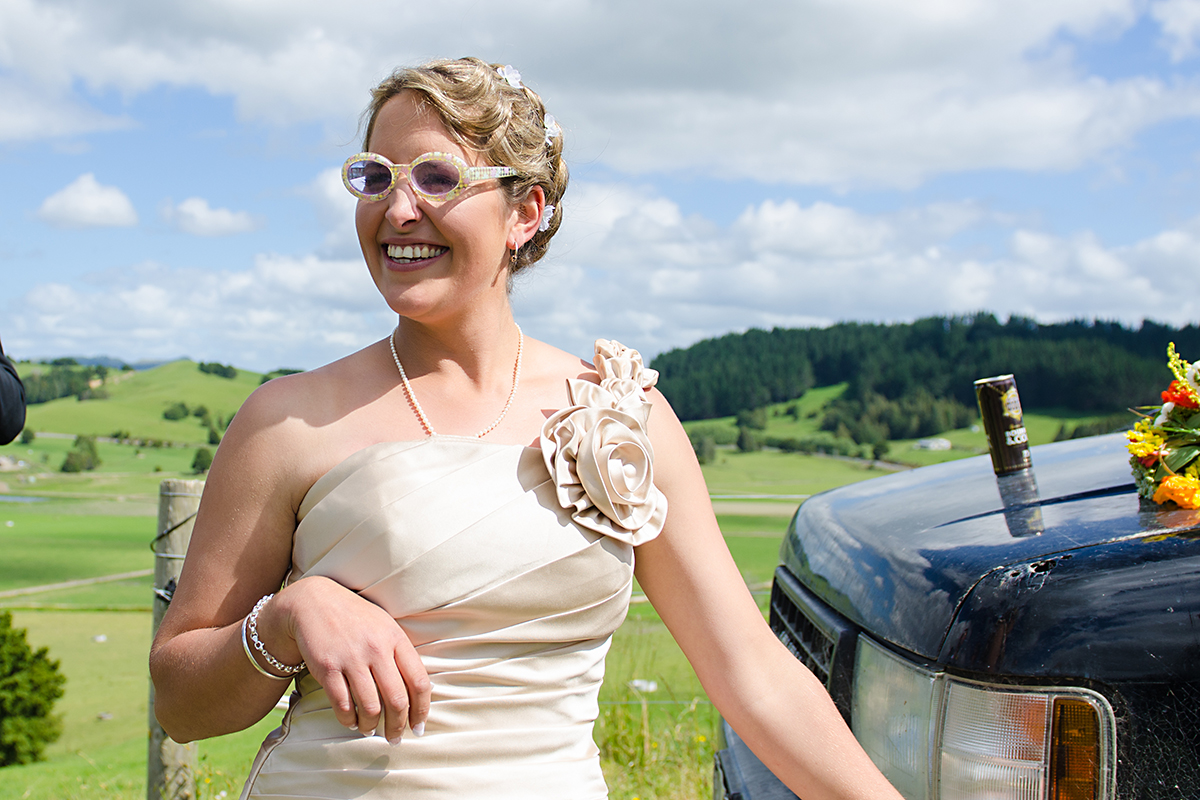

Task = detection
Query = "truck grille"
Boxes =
[1119,680,1200,797]
[767,566,859,721]
[770,581,835,685]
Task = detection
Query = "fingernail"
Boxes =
[388,736,402,745]
[348,724,358,731]
[412,721,425,737]
[364,728,376,737]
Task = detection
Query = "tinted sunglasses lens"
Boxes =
[411,159,463,198]
[347,159,393,196]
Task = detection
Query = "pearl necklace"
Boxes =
[389,325,523,439]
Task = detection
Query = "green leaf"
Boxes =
[1164,445,1200,472]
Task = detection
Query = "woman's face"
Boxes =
[356,91,527,324]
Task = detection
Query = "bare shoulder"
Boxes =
[216,340,402,500]
[516,337,598,404]
[526,337,596,376]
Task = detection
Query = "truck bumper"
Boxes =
[713,719,799,800]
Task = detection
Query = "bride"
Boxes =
[149,57,902,800]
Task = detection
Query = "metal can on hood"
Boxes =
[974,374,1031,475]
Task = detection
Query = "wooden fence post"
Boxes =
[148,478,204,800]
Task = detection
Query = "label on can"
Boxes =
[974,374,1031,475]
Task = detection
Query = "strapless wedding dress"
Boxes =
[239,341,667,799]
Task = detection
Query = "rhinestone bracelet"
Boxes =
[242,593,305,680]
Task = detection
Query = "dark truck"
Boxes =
[714,433,1200,800]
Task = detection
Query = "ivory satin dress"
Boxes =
[239,341,668,800]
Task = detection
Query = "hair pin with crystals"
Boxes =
[539,204,556,232]
[543,114,562,146]
[497,65,523,89]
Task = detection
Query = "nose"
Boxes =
[383,179,423,227]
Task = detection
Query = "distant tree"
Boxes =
[22,364,108,405]
[207,422,221,445]
[690,433,717,465]
[686,423,738,446]
[1052,412,1134,441]
[60,436,100,473]
[19,428,34,445]
[162,402,189,421]
[736,408,768,430]
[47,358,77,367]
[0,611,66,766]
[736,426,760,452]
[651,315,1193,422]
[260,368,304,384]
[191,405,209,419]
[198,362,237,379]
[192,448,213,474]
[872,441,890,461]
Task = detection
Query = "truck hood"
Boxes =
[780,433,1200,667]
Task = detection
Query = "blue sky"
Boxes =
[1,0,1199,371]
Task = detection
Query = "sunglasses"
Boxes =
[341,151,519,203]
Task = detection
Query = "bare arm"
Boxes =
[148,378,430,744]
[636,391,902,800]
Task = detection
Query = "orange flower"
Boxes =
[1162,380,1200,410]
[1152,475,1200,509]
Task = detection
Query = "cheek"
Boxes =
[355,202,383,249]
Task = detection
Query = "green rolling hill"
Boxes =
[18,360,263,444]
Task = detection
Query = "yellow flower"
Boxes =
[1153,475,1200,509]
[1126,418,1164,458]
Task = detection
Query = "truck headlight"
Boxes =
[852,636,1115,800]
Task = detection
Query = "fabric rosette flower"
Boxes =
[540,341,667,545]
[594,339,659,390]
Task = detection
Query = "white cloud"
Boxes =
[4,2,1199,368]
[0,76,133,142]
[512,181,1198,359]
[36,173,138,228]
[5,253,388,370]
[307,166,360,258]
[3,0,1198,185]
[1152,0,1200,60]
[163,197,263,236]
[6,177,1197,368]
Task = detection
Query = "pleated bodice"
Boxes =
[241,340,666,799]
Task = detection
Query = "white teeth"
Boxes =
[387,244,445,262]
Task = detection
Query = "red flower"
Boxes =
[1139,454,1158,468]
[1161,381,1199,410]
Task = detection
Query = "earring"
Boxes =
[510,243,520,266]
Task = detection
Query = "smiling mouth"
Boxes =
[386,244,447,264]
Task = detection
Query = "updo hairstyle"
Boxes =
[362,57,568,275]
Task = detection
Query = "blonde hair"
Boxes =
[362,57,568,275]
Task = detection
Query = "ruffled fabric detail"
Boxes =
[540,340,667,545]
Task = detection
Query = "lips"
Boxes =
[385,243,447,264]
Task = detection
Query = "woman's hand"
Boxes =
[263,576,432,743]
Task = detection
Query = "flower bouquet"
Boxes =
[1127,343,1200,509]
